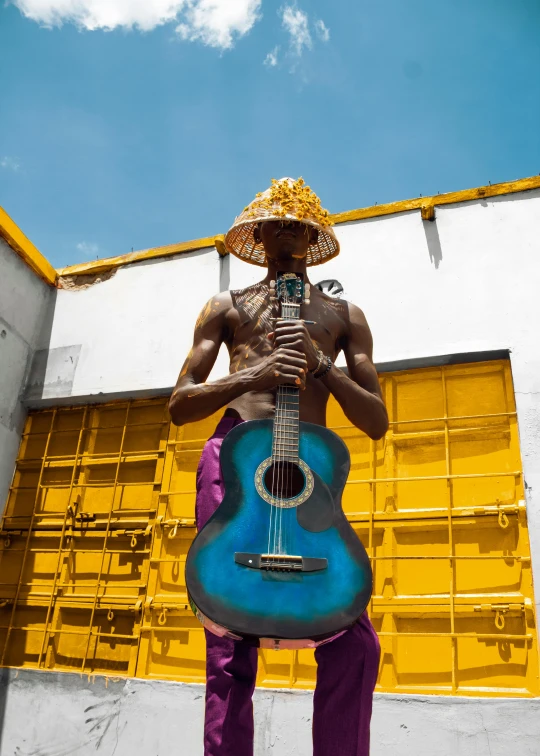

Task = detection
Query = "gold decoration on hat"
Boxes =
[224,177,340,267]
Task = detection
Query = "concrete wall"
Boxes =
[1,669,539,756]
[0,238,54,508]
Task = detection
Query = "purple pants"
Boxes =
[195,415,380,756]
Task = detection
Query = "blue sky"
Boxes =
[1,0,539,268]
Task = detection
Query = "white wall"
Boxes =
[0,670,539,756]
[27,246,228,404]
[0,238,54,508]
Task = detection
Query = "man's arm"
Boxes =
[271,302,388,439]
[169,292,308,427]
[321,303,388,439]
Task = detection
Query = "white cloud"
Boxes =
[315,18,329,42]
[76,241,99,258]
[11,0,261,48]
[264,45,279,67]
[1,156,20,171]
[175,0,261,48]
[281,6,311,57]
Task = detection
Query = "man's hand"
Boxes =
[249,348,308,391]
[270,320,320,371]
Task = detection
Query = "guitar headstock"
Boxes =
[269,272,310,306]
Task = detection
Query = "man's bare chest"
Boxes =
[226,288,348,360]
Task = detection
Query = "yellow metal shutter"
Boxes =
[0,359,537,697]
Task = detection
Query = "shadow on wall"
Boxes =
[423,217,443,269]
[23,291,82,404]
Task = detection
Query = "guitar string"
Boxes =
[278,382,285,556]
[278,298,291,558]
[281,300,294,559]
[283,299,295,557]
[286,297,299,558]
[268,282,279,558]
[274,383,280,556]
[268,289,302,562]
[271,383,280,556]
[276,301,287,558]
[268,417,275,556]
[269,381,278,556]
[285,297,298,558]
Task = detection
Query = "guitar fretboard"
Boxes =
[272,301,301,462]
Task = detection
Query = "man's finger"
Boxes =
[273,321,309,330]
[272,318,316,326]
[274,336,306,348]
[276,356,308,368]
[277,347,307,358]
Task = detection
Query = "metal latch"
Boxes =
[473,602,524,630]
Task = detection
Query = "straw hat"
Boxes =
[224,177,340,267]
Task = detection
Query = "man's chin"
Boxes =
[268,249,308,263]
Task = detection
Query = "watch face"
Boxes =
[315,279,344,299]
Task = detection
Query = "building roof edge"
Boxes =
[3,175,540,284]
[0,206,58,286]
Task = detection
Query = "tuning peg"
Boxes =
[304,299,310,305]
[269,280,276,290]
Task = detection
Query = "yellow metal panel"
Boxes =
[1,361,537,696]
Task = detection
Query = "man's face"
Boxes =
[254,220,318,263]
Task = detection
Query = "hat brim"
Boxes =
[224,214,340,267]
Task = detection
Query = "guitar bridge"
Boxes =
[234,552,327,573]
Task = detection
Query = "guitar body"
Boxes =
[186,419,372,645]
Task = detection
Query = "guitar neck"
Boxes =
[272,301,301,462]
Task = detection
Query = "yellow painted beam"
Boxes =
[330,174,540,225]
[56,235,218,277]
[0,206,57,286]
[57,174,540,278]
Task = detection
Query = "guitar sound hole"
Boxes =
[264,462,306,500]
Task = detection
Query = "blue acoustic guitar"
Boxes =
[186,273,372,649]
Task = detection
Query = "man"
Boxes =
[169,177,388,756]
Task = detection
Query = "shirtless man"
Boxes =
[169,178,388,756]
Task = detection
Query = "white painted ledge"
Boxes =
[0,669,539,755]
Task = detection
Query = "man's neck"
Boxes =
[263,258,310,284]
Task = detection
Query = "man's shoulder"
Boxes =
[315,290,367,322]
[195,291,233,331]
[229,279,269,310]
[229,279,267,298]
[211,290,234,309]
